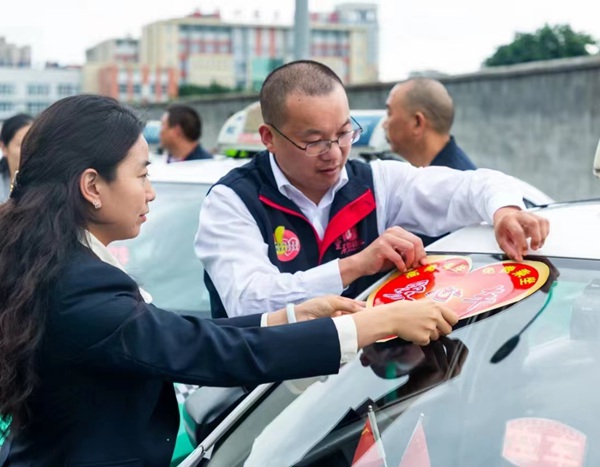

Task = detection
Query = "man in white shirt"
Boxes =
[195,60,549,319]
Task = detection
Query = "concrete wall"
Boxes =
[138,55,600,202]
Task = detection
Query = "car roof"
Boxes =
[427,199,600,260]
[148,157,249,184]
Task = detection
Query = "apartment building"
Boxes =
[141,3,378,91]
[0,37,31,68]
[83,38,178,104]
[0,67,81,120]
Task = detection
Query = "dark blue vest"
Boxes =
[205,151,381,318]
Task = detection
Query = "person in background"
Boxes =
[383,77,476,171]
[159,104,212,162]
[195,60,549,319]
[0,95,458,466]
[0,114,33,201]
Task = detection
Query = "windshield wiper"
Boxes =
[490,282,556,364]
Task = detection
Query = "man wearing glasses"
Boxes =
[195,60,549,319]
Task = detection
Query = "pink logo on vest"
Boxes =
[274,226,301,262]
[334,226,364,255]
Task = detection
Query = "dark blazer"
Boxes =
[2,247,340,466]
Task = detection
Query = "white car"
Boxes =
[179,196,600,467]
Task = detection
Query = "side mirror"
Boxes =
[594,138,600,179]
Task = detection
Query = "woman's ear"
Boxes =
[79,168,102,210]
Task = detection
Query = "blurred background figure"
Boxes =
[159,104,212,162]
[0,113,33,201]
[383,78,476,171]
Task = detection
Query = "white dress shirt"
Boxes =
[195,154,524,318]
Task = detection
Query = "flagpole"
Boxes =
[367,405,389,467]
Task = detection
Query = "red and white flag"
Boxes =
[351,410,388,467]
[399,416,431,467]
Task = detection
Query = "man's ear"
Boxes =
[259,124,276,153]
[413,111,426,136]
[79,168,102,209]
[173,124,184,138]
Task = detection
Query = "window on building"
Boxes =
[0,102,14,111]
[0,83,15,95]
[133,84,142,94]
[119,84,127,93]
[27,84,50,96]
[26,102,49,114]
[57,83,78,96]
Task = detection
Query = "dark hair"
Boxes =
[0,95,144,436]
[0,113,33,147]
[166,104,201,141]
[260,60,344,127]
[0,113,33,175]
[401,78,454,134]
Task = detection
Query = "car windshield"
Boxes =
[206,254,600,467]
[110,181,210,317]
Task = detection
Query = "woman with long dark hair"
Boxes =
[0,95,457,466]
[0,113,33,201]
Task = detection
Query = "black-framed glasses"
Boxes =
[266,116,363,157]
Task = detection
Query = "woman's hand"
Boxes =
[294,295,366,321]
[352,300,459,348]
[383,300,458,346]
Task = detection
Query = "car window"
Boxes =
[351,114,384,147]
[206,254,600,467]
[110,181,210,317]
[143,121,161,145]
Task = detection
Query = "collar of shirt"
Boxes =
[269,152,349,238]
[268,152,349,206]
[82,230,153,303]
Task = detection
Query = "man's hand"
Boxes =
[493,207,550,261]
[294,295,366,321]
[340,227,425,287]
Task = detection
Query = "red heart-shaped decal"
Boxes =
[367,255,550,342]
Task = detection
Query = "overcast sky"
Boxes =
[1,0,598,82]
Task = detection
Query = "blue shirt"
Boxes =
[167,144,212,163]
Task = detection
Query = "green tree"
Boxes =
[484,24,598,67]
[178,81,241,97]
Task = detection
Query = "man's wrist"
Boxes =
[339,255,362,288]
[493,206,521,224]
